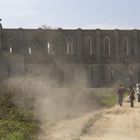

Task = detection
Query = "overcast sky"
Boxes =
[0,0,140,29]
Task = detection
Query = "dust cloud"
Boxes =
[6,75,106,121]
[4,66,113,139]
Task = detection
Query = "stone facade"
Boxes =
[1,23,140,87]
[0,24,2,80]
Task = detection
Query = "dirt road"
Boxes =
[82,100,140,140]
[41,98,140,140]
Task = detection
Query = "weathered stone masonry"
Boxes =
[0,24,2,80]
[1,23,140,87]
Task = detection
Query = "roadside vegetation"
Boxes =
[97,91,116,107]
[0,84,39,140]
[89,88,116,108]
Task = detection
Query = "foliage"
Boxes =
[95,89,116,107]
[99,92,116,107]
[0,84,39,140]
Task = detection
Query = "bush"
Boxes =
[0,84,39,140]
[95,89,116,107]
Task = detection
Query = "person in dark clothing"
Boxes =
[117,85,125,106]
[129,86,135,107]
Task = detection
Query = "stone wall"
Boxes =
[1,27,140,87]
[0,24,2,80]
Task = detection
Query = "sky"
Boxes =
[0,0,140,29]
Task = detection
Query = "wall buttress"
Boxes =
[114,30,119,62]
[96,29,100,63]
[77,29,82,62]
[133,30,138,56]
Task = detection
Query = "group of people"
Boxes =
[116,83,140,107]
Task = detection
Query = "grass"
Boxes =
[99,93,116,107]
[0,84,39,140]
[97,87,130,107]
[91,88,116,108]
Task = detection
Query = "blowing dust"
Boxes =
[6,76,103,120]
[5,70,113,139]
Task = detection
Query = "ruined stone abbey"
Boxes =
[0,23,140,87]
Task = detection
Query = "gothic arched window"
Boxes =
[85,37,94,55]
[66,38,73,54]
[9,39,14,54]
[10,47,13,54]
[129,66,133,80]
[47,41,54,54]
[29,46,32,54]
[103,37,111,56]
[122,37,129,55]
[110,66,114,81]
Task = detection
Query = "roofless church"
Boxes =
[0,22,140,86]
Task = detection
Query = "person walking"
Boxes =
[117,85,125,106]
[135,83,140,102]
[129,86,135,107]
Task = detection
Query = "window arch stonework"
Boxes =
[103,36,111,56]
[85,36,95,55]
[66,38,73,54]
[121,37,129,55]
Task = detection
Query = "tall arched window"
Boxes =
[122,37,129,55]
[87,38,92,55]
[85,37,94,55]
[129,66,133,80]
[9,39,13,54]
[103,37,111,56]
[66,38,73,54]
[110,66,114,81]
[29,46,32,54]
[47,41,54,54]
[10,47,13,54]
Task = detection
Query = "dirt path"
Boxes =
[39,112,99,140]
[41,98,140,140]
[82,99,140,140]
